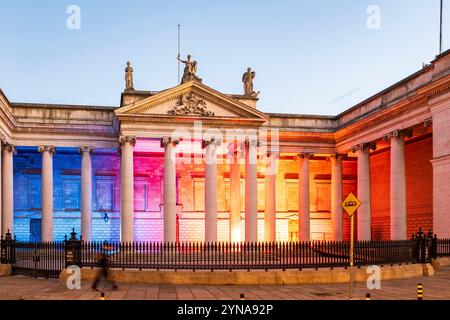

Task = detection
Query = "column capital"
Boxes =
[3,142,16,154]
[329,153,346,161]
[297,152,313,159]
[119,136,136,146]
[244,139,260,147]
[383,129,413,142]
[38,145,55,154]
[78,146,94,154]
[351,142,376,153]
[160,136,180,148]
[0,133,7,145]
[201,137,221,149]
[424,118,433,128]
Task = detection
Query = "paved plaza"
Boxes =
[1,266,450,300]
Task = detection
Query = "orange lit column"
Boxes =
[384,130,409,240]
[162,137,179,242]
[245,139,258,242]
[120,136,136,242]
[298,153,311,241]
[79,146,93,241]
[203,137,220,242]
[1,142,14,237]
[330,154,343,241]
[264,152,276,242]
[352,143,376,240]
[229,150,241,242]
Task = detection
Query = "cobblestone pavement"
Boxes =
[1,266,450,300]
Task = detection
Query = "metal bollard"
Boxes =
[365,293,371,300]
[240,293,245,300]
[100,292,105,300]
[417,283,424,300]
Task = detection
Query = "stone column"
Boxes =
[384,130,409,240]
[298,153,311,241]
[39,145,55,242]
[203,137,220,242]
[1,142,14,237]
[120,136,136,242]
[229,150,241,242]
[161,137,179,242]
[264,152,276,242]
[245,139,258,242]
[79,146,93,241]
[331,154,343,241]
[352,143,376,240]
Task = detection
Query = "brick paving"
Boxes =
[1,266,450,300]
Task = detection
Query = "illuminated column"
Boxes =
[203,137,220,242]
[384,130,409,240]
[120,136,136,242]
[264,152,276,242]
[245,139,258,242]
[1,142,14,237]
[79,146,93,241]
[229,150,241,242]
[298,153,311,241]
[331,154,343,241]
[352,143,376,240]
[162,137,179,242]
[39,145,55,241]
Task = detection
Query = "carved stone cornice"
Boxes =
[78,146,94,154]
[160,136,180,148]
[382,129,413,142]
[201,137,221,149]
[351,143,377,153]
[38,145,55,154]
[167,92,214,117]
[119,136,136,147]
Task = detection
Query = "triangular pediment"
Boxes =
[115,81,268,121]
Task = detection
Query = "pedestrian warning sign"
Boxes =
[341,193,361,217]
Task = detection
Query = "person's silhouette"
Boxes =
[91,246,118,291]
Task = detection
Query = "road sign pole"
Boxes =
[349,214,354,299]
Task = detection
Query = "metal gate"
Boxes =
[12,241,65,278]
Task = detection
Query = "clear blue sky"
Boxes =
[0,0,448,115]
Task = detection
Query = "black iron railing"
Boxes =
[1,228,448,279]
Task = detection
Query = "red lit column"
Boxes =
[203,137,220,242]
[245,139,258,242]
[331,154,343,241]
[229,149,241,242]
[352,143,376,240]
[298,153,311,241]
[161,137,179,242]
[120,136,136,242]
[264,152,277,242]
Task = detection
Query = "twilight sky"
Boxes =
[0,0,448,115]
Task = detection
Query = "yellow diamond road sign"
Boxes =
[341,192,361,217]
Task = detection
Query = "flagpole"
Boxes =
[440,0,443,54]
[178,24,181,84]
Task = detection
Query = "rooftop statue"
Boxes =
[178,54,202,84]
[242,67,260,97]
[125,61,134,91]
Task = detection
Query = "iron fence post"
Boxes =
[64,228,82,268]
[1,230,15,264]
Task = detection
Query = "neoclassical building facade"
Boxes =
[0,50,450,243]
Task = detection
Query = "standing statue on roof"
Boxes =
[178,54,202,84]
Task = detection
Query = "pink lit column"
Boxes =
[352,143,376,241]
[203,138,220,242]
[39,145,55,242]
[298,153,311,241]
[264,152,276,242]
[229,150,241,242]
[120,136,136,242]
[384,130,409,240]
[331,154,343,241]
[161,137,179,242]
[1,142,14,237]
[245,139,258,242]
[79,146,93,241]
